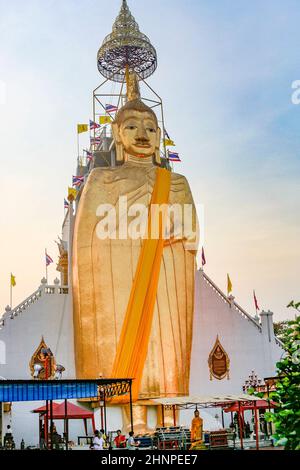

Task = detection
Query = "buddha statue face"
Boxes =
[119,109,158,157]
[112,105,161,163]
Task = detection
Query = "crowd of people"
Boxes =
[91,429,140,450]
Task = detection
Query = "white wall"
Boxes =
[0,284,75,380]
[0,283,76,447]
[189,270,283,396]
[94,405,123,434]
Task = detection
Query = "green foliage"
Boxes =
[268,304,300,450]
[273,320,290,346]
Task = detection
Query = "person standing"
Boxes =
[40,424,47,450]
[126,431,140,450]
[91,430,104,450]
[114,430,126,448]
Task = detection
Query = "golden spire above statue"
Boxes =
[97,0,157,82]
[126,72,141,101]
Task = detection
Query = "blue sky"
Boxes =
[0,0,299,320]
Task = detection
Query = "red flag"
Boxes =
[253,290,259,311]
[201,247,206,267]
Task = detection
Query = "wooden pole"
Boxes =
[267,383,272,437]
[254,402,259,451]
[10,273,12,309]
[161,405,165,427]
[45,401,49,449]
[129,381,134,433]
[231,411,236,449]
[50,400,53,450]
[100,405,104,430]
[45,249,47,282]
[64,399,69,451]
[173,405,176,427]
[238,402,244,450]
[104,392,107,435]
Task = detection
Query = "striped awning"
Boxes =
[151,394,260,407]
[0,380,99,402]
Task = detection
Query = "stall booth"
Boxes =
[152,394,276,450]
[224,399,277,444]
[0,378,133,450]
[32,400,96,448]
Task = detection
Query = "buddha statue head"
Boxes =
[112,73,161,164]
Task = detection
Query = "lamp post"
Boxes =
[99,387,105,431]
[242,370,266,446]
[40,348,51,449]
[40,349,61,450]
[242,370,265,393]
[53,363,67,449]
[54,364,65,380]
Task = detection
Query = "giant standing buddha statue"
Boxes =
[72,0,198,429]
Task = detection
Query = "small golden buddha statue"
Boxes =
[191,409,203,442]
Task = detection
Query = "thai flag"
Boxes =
[105,104,118,113]
[90,136,102,146]
[253,290,260,311]
[168,151,181,162]
[72,175,85,187]
[64,198,69,209]
[90,120,101,130]
[84,149,94,162]
[46,253,53,267]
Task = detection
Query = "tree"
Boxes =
[265,301,300,450]
[273,320,290,346]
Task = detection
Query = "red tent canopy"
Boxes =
[32,401,94,420]
[33,402,60,414]
[224,399,277,413]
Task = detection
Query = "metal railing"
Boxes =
[201,270,262,331]
[0,284,69,325]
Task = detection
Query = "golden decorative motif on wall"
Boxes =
[208,336,230,380]
[29,337,56,380]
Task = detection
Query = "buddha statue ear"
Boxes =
[112,121,125,163]
[155,126,161,165]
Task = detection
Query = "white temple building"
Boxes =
[0,229,284,446]
[0,0,284,449]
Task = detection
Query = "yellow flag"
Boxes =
[227,274,232,295]
[164,138,175,147]
[11,274,16,287]
[68,187,77,202]
[99,116,112,125]
[77,124,88,134]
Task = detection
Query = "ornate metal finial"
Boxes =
[97,0,157,83]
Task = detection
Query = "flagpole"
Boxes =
[77,132,80,160]
[10,273,12,309]
[254,290,259,317]
[45,249,48,284]
[201,247,206,271]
